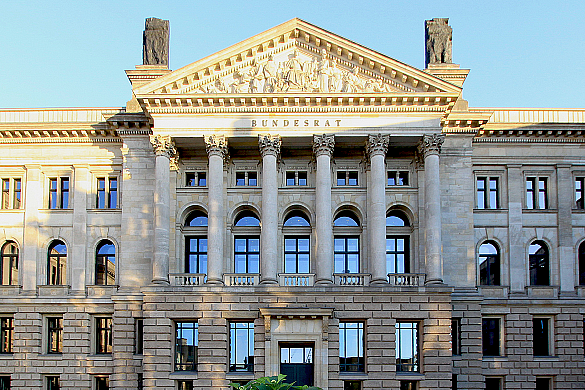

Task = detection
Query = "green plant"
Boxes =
[229,374,321,390]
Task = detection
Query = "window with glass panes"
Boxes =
[0,242,18,286]
[482,318,501,356]
[334,237,360,274]
[284,237,310,273]
[47,376,60,390]
[0,318,13,354]
[47,317,63,354]
[533,318,551,356]
[477,177,498,209]
[48,177,69,209]
[235,171,257,186]
[526,177,547,209]
[337,171,358,186]
[95,240,115,285]
[576,177,585,209]
[96,177,117,209]
[234,237,259,273]
[386,236,409,274]
[1,178,21,209]
[175,321,198,371]
[229,322,254,372]
[388,171,409,186]
[339,322,364,372]
[396,322,419,372]
[96,317,112,354]
[286,171,307,186]
[47,241,67,285]
[0,376,9,390]
[479,241,500,286]
[186,172,206,187]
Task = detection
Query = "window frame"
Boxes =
[336,170,359,186]
[229,321,254,372]
[0,241,18,286]
[47,316,63,354]
[387,170,410,187]
[485,377,502,390]
[395,321,420,373]
[482,317,503,357]
[135,318,143,355]
[95,176,118,209]
[535,377,552,390]
[95,376,109,390]
[235,171,258,187]
[47,240,67,286]
[339,321,365,372]
[575,176,585,209]
[185,171,207,187]
[525,176,548,210]
[476,176,499,210]
[478,240,501,286]
[174,320,198,372]
[533,317,553,357]
[1,177,22,210]
[0,317,13,354]
[285,170,308,186]
[451,318,461,356]
[579,241,585,286]
[529,240,550,286]
[95,317,113,355]
[0,376,10,390]
[182,210,208,276]
[46,376,60,390]
[95,240,116,286]
[47,176,70,210]
[232,210,261,275]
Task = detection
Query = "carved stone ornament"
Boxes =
[258,134,281,158]
[204,135,228,159]
[264,315,271,341]
[312,134,335,157]
[150,135,176,159]
[143,18,169,66]
[418,133,445,158]
[425,18,452,67]
[196,49,399,94]
[366,134,390,157]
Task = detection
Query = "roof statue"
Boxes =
[425,18,452,67]
[143,17,170,66]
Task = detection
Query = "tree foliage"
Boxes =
[229,374,321,390]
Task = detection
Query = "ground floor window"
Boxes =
[229,322,254,372]
[395,322,419,372]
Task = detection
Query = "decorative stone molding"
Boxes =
[204,135,228,159]
[150,134,177,159]
[258,134,281,158]
[366,134,389,157]
[312,134,335,157]
[418,133,445,158]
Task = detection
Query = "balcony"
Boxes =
[334,273,370,286]
[279,273,315,286]
[387,273,425,286]
[170,273,206,286]
[224,273,260,286]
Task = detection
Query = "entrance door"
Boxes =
[280,344,314,386]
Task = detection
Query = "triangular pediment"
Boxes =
[133,18,462,98]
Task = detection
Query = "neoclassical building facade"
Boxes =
[0,18,584,390]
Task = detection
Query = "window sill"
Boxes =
[87,208,121,212]
[338,373,368,380]
[226,372,255,381]
[86,354,113,360]
[40,209,72,212]
[395,372,424,380]
[522,209,557,213]
[169,371,198,380]
[482,356,508,361]
[473,208,508,212]
[38,354,63,360]
[478,285,509,298]
[0,354,13,358]
[525,285,559,298]
[533,356,559,361]
[0,209,24,213]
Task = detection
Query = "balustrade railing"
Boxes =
[279,273,315,287]
[334,273,370,286]
[224,273,260,286]
[387,273,425,286]
[170,273,206,286]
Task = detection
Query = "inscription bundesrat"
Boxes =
[251,119,342,127]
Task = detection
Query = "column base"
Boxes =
[369,278,389,285]
[424,278,444,285]
[205,278,224,285]
[260,278,278,285]
[151,278,170,285]
[315,278,333,285]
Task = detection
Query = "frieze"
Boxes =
[251,118,342,128]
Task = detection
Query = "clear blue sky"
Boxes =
[1,0,583,109]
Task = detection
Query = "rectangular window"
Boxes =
[284,236,310,273]
[0,376,10,390]
[95,376,109,390]
[344,382,361,390]
[533,318,551,356]
[0,318,13,354]
[334,237,360,274]
[482,318,501,356]
[1,180,8,209]
[386,236,409,274]
[388,171,409,186]
[96,177,117,209]
[526,177,547,209]
[339,322,364,372]
[137,374,143,390]
[135,318,143,355]
[235,171,257,186]
[286,171,308,186]
[13,179,20,209]
[178,381,193,390]
[175,321,198,371]
[396,322,419,372]
[452,318,461,356]
[185,237,207,274]
[337,171,358,186]
[576,177,584,209]
[477,177,499,209]
[96,317,113,354]
[234,237,259,273]
[485,377,502,390]
[535,377,551,390]
[452,374,457,390]
[48,317,63,354]
[46,376,60,390]
[186,172,206,187]
[48,177,69,209]
[400,381,417,390]
[1,179,21,209]
[229,322,254,372]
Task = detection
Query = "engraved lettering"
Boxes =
[272,120,278,126]
[304,120,309,126]
[262,120,268,127]
[251,120,257,127]
[294,120,299,126]
[283,120,289,127]
[336,119,342,126]
[314,120,319,126]
[324,120,330,126]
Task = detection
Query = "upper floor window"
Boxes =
[96,177,117,209]
[529,241,549,286]
[526,177,547,210]
[482,317,501,356]
[175,321,198,371]
[1,178,21,209]
[388,171,409,186]
[234,211,260,227]
[477,177,499,209]
[479,241,500,286]
[47,376,60,390]
[96,317,112,354]
[395,322,419,372]
[47,317,63,354]
[184,211,208,275]
[186,172,206,187]
[95,376,109,390]
[339,322,364,372]
[47,241,67,285]
[452,318,461,356]
[283,211,311,274]
[229,322,254,372]
[286,171,307,186]
[0,317,13,354]
[579,241,585,286]
[95,240,115,286]
[334,211,361,274]
[0,376,9,389]
[337,171,358,186]
[533,318,551,357]
[576,177,584,209]
[236,171,257,186]
[233,211,260,274]
[48,177,69,209]
[0,242,18,286]
[386,210,411,275]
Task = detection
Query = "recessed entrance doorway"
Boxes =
[280,343,314,386]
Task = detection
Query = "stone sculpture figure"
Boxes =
[425,18,452,67]
[143,18,170,66]
[284,50,305,90]
[316,49,333,92]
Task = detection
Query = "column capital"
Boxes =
[313,134,335,157]
[258,134,281,158]
[150,134,177,159]
[418,133,445,158]
[366,134,389,158]
[204,135,228,159]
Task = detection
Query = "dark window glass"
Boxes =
[339,322,364,372]
[234,237,260,273]
[482,318,500,356]
[452,319,461,356]
[108,178,117,208]
[185,211,208,227]
[96,317,113,354]
[49,179,58,209]
[344,381,361,390]
[137,374,143,390]
[396,322,418,372]
[236,172,246,186]
[48,317,63,354]
[334,237,360,274]
[0,376,10,390]
[60,178,69,209]
[96,240,115,285]
[386,236,409,274]
[248,172,257,186]
[334,211,360,227]
[47,241,67,285]
[535,377,550,390]
[579,242,585,286]
[298,171,307,186]
[198,172,206,186]
[186,173,196,186]
[286,171,296,186]
[348,171,358,186]
[185,237,207,274]
[234,211,260,227]
[177,381,193,390]
[400,381,417,390]
[477,177,499,209]
[452,374,457,390]
[97,178,106,209]
[533,318,550,356]
[485,378,501,390]
[283,211,310,227]
[337,171,346,186]
[1,242,18,286]
[135,318,143,355]
[47,376,60,390]
[388,171,409,186]
[529,241,549,286]
[13,179,20,209]
[95,376,109,390]
[526,177,547,209]
[0,318,13,353]
[1,180,8,209]
[175,321,198,371]
[576,178,584,209]
[479,241,500,286]
[284,237,310,273]
[386,210,410,226]
[229,322,254,372]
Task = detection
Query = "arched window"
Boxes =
[334,210,360,274]
[184,210,208,275]
[579,242,585,286]
[0,241,18,285]
[47,241,67,285]
[233,210,260,273]
[386,210,411,275]
[283,210,311,274]
[479,241,500,286]
[529,241,549,286]
[96,240,115,285]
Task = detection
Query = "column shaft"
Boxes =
[259,135,280,284]
[152,154,171,284]
[314,135,334,284]
[369,153,388,284]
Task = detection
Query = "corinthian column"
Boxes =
[259,135,281,284]
[419,134,445,285]
[367,134,389,284]
[205,135,228,285]
[313,134,335,285]
[150,135,177,284]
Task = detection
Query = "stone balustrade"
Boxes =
[334,273,371,286]
[387,273,425,286]
[170,273,206,286]
[279,273,315,287]
[224,273,260,286]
